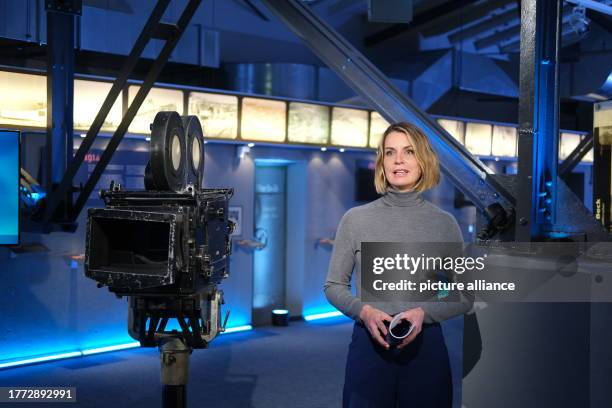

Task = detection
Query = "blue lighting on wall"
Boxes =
[223,325,253,333]
[81,342,140,356]
[0,351,82,370]
[0,325,253,370]
[303,311,344,321]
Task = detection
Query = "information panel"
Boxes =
[128,86,184,134]
[369,112,390,148]
[241,97,286,142]
[188,92,238,139]
[288,102,329,144]
[331,107,368,147]
[74,79,122,133]
[0,72,46,128]
[465,122,492,156]
[492,125,517,157]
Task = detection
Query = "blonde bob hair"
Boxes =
[374,122,440,194]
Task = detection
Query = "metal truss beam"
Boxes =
[261,0,516,214]
[45,7,77,226]
[516,0,562,240]
[43,0,202,227]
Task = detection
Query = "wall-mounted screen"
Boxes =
[128,86,184,134]
[188,92,238,139]
[0,130,20,245]
[492,125,517,157]
[465,122,492,156]
[369,112,389,148]
[355,159,379,202]
[437,118,465,144]
[74,79,122,133]
[241,97,286,142]
[288,102,329,144]
[0,71,46,128]
[331,107,368,147]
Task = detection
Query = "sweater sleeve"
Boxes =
[420,214,475,323]
[323,211,365,321]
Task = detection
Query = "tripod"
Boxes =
[160,337,190,408]
[126,290,227,408]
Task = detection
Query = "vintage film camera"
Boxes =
[84,111,234,348]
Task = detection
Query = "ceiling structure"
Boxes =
[0,0,610,127]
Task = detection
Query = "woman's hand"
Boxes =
[359,304,392,349]
[396,307,425,349]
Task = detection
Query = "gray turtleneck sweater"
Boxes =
[324,189,474,324]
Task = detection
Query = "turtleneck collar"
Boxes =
[381,187,424,207]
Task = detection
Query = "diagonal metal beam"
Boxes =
[43,0,203,226]
[261,0,516,213]
[559,134,593,178]
[449,6,519,44]
[43,0,173,227]
[240,0,270,21]
[71,0,202,220]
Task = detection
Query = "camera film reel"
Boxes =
[144,111,206,193]
[182,115,205,189]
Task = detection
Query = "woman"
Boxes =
[324,122,473,408]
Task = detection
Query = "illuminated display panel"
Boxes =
[0,130,19,245]
[241,97,286,142]
[288,102,329,144]
[465,122,492,155]
[128,86,184,134]
[437,118,465,144]
[0,71,46,127]
[559,132,581,160]
[188,92,238,139]
[369,111,390,148]
[492,125,517,157]
[331,107,368,147]
[74,79,122,133]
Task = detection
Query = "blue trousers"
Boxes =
[343,322,452,408]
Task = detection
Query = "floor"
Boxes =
[0,317,353,408]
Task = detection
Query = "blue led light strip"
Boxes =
[303,311,344,321]
[0,325,253,370]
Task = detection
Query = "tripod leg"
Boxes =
[162,385,186,408]
[160,337,191,408]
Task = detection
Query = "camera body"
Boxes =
[83,111,233,348]
[86,188,233,295]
